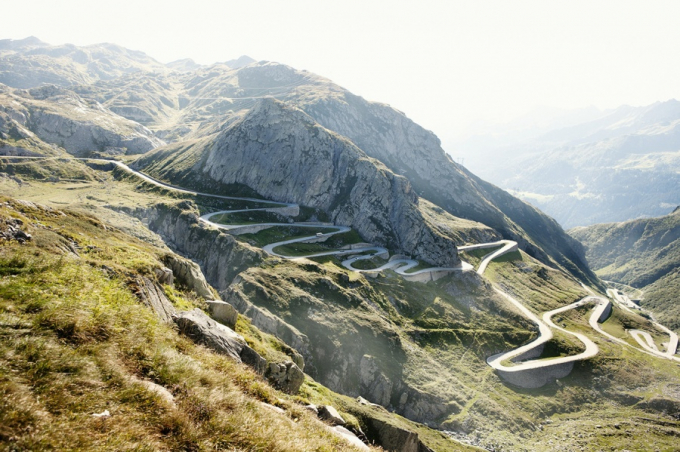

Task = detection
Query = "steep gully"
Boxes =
[3,156,679,385]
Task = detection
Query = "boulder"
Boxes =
[240,343,267,375]
[134,276,175,324]
[154,266,174,285]
[206,300,239,330]
[304,404,319,415]
[266,361,304,394]
[172,309,297,384]
[318,405,346,426]
[363,417,421,452]
[173,308,245,361]
[164,254,213,298]
[329,425,369,451]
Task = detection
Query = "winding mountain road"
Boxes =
[106,158,680,368]
[3,155,678,375]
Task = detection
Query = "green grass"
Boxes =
[350,256,389,270]
[208,209,289,225]
[402,260,433,273]
[271,230,363,256]
[459,245,503,268]
[0,197,372,451]
[485,249,589,314]
[237,226,341,248]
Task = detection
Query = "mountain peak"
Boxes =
[0,36,50,51]
[244,97,314,127]
[225,55,256,69]
[166,58,202,72]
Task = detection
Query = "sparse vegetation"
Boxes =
[0,198,376,451]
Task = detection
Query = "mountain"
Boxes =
[166,57,203,72]
[0,84,163,156]
[138,98,495,266]
[569,207,680,331]
[464,101,680,228]
[226,55,256,68]
[3,38,680,451]
[0,37,168,88]
[81,59,596,286]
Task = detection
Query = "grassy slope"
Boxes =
[477,249,680,451]
[2,162,680,451]
[0,197,372,451]
[569,208,680,330]
[0,172,478,451]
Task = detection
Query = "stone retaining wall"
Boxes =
[497,361,574,388]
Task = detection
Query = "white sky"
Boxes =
[4,0,680,144]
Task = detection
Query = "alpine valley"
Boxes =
[1,37,679,452]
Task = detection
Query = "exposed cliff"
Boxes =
[0,84,163,156]
[569,208,680,330]
[136,99,491,267]
[292,83,597,286]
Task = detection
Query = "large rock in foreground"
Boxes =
[172,308,304,393]
[173,308,245,361]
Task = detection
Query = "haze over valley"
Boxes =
[1,3,680,451]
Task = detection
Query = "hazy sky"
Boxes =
[4,0,680,144]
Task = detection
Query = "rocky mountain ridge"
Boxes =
[0,37,599,284]
[569,207,680,331]
[467,100,680,228]
[0,83,163,156]
[137,98,497,266]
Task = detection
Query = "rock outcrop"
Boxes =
[132,276,175,323]
[318,405,346,426]
[359,355,393,407]
[206,300,239,330]
[163,253,213,298]
[173,308,304,393]
[173,308,246,361]
[0,85,162,156]
[142,201,265,291]
[362,417,433,452]
[266,361,305,394]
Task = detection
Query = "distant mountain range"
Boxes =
[3,37,680,451]
[455,100,680,228]
[570,207,680,331]
[0,37,597,286]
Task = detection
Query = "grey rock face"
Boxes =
[163,253,213,298]
[173,308,245,361]
[133,276,175,323]
[142,201,265,292]
[363,417,421,452]
[240,343,267,375]
[359,355,393,407]
[318,405,346,426]
[266,361,304,394]
[154,266,174,285]
[329,426,369,451]
[201,99,459,267]
[0,85,163,156]
[223,283,312,361]
[206,300,239,330]
[295,84,597,283]
[173,308,303,393]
